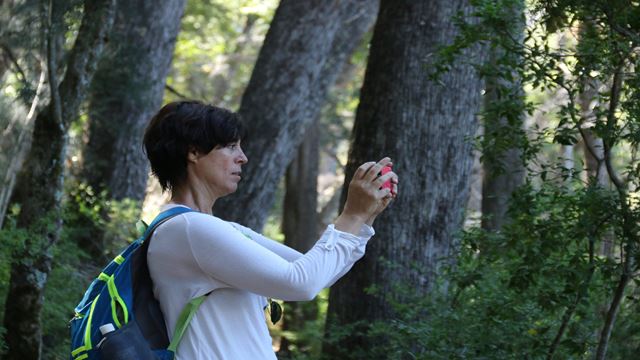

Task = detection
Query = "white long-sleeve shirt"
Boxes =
[148,204,374,360]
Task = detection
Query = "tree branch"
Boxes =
[603,4,640,45]
[595,270,631,360]
[602,66,625,190]
[45,0,62,133]
[57,0,117,125]
[595,64,634,360]
[0,43,29,86]
[165,84,193,100]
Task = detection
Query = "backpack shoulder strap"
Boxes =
[167,293,209,352]
[142,206,194,241]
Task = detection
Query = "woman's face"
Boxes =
[190,140,248,198]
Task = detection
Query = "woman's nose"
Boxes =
[238,149,248,164]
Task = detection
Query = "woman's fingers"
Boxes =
[344,157,397,220]
[353,157,393,182]
[372,170,397,188]
[363,157,392,181]
[353,161,376,180]
[379,188,392,200]
[391,174,399,197]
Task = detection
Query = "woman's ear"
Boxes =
[187,147,200,163]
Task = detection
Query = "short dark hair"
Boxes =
[143,100,247,192]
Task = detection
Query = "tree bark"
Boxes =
[278,121,320,357]
[324,0,485,355]
[212,0,379,230]
[76,0,185,257]
[0,69,46,228]
[595,270,631,360]
[0,0,52,227]
[282,121,321,254]
[480,0,526,231]
[2,1,116,359]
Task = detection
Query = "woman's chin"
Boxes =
[225,184,239,195]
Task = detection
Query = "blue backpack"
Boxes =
[69,206,206,360]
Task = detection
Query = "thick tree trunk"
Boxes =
[2,1,116,359]
[324,0,485,355]
[481,111,525,230]
[282,121,321,254]
[77,0,185,257]
[278,121,320,357]
[212,0,379,230]
[480,1,526,231]
[84,0,185,199]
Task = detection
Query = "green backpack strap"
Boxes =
[167,294,209,353]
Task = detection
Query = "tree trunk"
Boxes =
[576,34,613,257]
[282,121,321,254]
[2,1,116,358]
[581,126,614,259]
[562,145,575,178]
[0,69,46,228]
[278,121,320,357]
[0,0,52,227]
[480,0,526,231]
[0,0,22,80]
[212,0,379,230]
[77,0,185,257]
[324,0,485,355]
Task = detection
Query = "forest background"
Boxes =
[0,0,639,359]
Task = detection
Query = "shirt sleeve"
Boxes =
[184,213,373,301]
[227,222,303,262]
[324,224,374,287]
[228,221,374,288]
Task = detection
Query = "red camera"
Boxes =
[380,165,392,192]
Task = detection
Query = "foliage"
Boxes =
[0,205,88,359]
[167,0,278,107]
[0,207,27,356]
[273,289,330,360]
[320,182,636,359]
[65,181,140,262]
[0,0,84,101]
[41,229,93,360]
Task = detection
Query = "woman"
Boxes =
[143,100,398,359]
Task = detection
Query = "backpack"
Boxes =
[69,206,205,360]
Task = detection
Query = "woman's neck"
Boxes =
[170,181,218,215]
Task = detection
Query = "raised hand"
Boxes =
[335,157,399,234]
